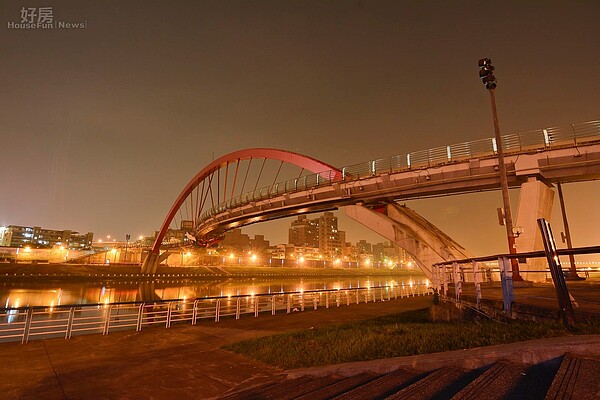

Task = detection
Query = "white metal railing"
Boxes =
[199,120,600,223]
[0,284,432,343]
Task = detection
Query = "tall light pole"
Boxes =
[124,234,130,263]
[478,58,523,281]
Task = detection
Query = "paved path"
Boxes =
[3,293,600,400]
[0,297,432,399]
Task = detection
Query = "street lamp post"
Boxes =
[124,234,130,263]
[478,58,523,281]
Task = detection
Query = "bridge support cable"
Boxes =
[230,160,241,201]
[239,157,252,195]
[142,149,341,274]
[253,158,267,193]
[195,179,206,221]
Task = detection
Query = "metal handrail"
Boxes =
[199,119,600,223]
[430,245,600,314]
[0,284,432,343]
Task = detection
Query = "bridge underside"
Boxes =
[345,203,472,279]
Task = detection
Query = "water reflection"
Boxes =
[0,275,429,308]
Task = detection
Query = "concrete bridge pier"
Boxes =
[345,203,473,280]
[141,251,172,275]
[514,177,555,283]
[137,281,163,302]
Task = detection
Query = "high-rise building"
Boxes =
[288,215,319,248]
[356,239,372,254]
[288,212,345,257]
[373,241,396,262]
[318,212,342,257]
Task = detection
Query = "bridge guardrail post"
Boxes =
[499,256,514,314]
[192,300,199,325]
[22,308,33,343]
[325,292,329,309]
[286,295,291,314]
[254,297,259,317]
[215,299,221,322]
[103,305,112,335]
[136,303,144,331]
[452,262,462,302]
[442,265,448,298]
[66,307,75,339]
[166,302,173,328]
[473,261,482,308]
[236,298,241,320]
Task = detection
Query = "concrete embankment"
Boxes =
[0,262,424,282]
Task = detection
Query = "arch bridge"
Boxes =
[142,119,600,280]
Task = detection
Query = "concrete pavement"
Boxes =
[2,293,600,400]
[1,297,432,399]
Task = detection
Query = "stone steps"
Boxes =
[218,353,600,399]
[331,368,420,400]
[294,373,379,400]
[545,354,600,399]
[451,361,528,400]
[385,367,468,400]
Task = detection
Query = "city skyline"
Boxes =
[2,1,599,257]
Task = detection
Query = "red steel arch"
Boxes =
[149,148,342,253]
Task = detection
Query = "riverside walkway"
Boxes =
[2,289,600,399]
[1,296,432,399]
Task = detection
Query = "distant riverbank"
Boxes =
[0,262,424,282]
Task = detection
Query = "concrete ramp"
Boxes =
[345,203,472,279]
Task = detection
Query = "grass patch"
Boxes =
[223,309,600,369]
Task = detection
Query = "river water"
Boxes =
[1,274,429,308]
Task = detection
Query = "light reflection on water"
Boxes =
[1,276,429,308]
